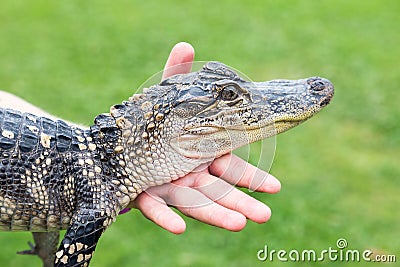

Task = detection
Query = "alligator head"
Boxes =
[107,61,334,188]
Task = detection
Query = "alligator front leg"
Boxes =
[54,206,115,267]
[18,231,60,267]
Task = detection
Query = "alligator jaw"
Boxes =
[169,73,334,159]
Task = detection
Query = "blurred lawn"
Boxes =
[0,0,399,266]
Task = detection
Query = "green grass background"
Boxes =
[0,0,399,266]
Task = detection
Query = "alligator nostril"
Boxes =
[307,77,326,91]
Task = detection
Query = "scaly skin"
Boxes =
[0,62,334,266]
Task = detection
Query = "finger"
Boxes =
[146,183,247,232]
[209,154,281,193]
[131,191,186,234]
[193,174,272,224]
[171,170,272,223]
[180,201,247,232]
[173,172,271,223]
[162,42,194,79]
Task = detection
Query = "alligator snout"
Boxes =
[307,77,334,107]
[307,77,333,92]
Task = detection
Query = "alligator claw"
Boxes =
[17,232,59,267]
[17,241,37,255]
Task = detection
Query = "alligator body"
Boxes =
[0,62,334,266]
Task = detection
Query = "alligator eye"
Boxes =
[220,86,238,101]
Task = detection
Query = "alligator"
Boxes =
[0,61,334,266]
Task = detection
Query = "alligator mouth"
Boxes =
[271,120,302,133]
[174,122,289,159]
[319,93,334,107]
[184,124,265,134]
[184,119,299,136]
[186,113,306,130]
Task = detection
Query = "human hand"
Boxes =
[129,42,281,234]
